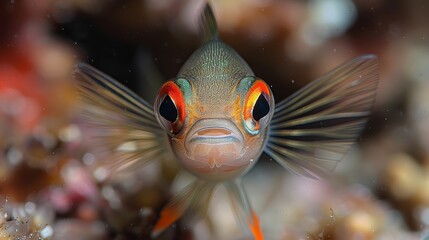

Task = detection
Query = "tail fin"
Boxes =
[200,3,219,43]
[225,180,264,240]
[151,180,216,238]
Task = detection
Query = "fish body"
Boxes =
[75,3,379,239]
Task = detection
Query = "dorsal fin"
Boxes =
[200,3,219,43]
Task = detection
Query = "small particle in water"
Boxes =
[291,80,295,84]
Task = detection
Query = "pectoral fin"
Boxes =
[266,55,379,179]
[74,63,166,173]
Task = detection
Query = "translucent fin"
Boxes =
[225,180,264,240]
[151,180,216,238]
[200,3,219,43]
[136,49,165,104]
[74,63,166,173]
[266,55,379,179]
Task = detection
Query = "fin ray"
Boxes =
[266,55,379,179]
[226,180,264,240]
[152,180,216,238]
[200,3,219,43]
[74,63,166,173]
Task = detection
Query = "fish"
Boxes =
[74,3,379,240]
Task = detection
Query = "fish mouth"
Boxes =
[185,119,245,169]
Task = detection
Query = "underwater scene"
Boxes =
[1,0,429,239]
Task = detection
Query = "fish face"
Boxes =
[154,41,275,181]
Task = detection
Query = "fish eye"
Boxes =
[241,78,273,135]
[252,94,269,121]
[159,95,178,122]
[155,81,186,134]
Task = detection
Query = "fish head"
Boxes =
[154,40,275,181]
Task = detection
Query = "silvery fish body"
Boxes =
[75,4,379,240]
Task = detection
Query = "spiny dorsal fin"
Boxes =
[200,3,219,43]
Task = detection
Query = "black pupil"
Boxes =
[159,95,178,122]
[252,94,269,121]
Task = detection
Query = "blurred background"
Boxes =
[0,0,429,239]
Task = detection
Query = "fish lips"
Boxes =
[185,119,246,168]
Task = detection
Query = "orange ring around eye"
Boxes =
[159,81,186,133]
[243,80,270,131]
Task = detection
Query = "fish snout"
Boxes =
[185,119,246,169]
